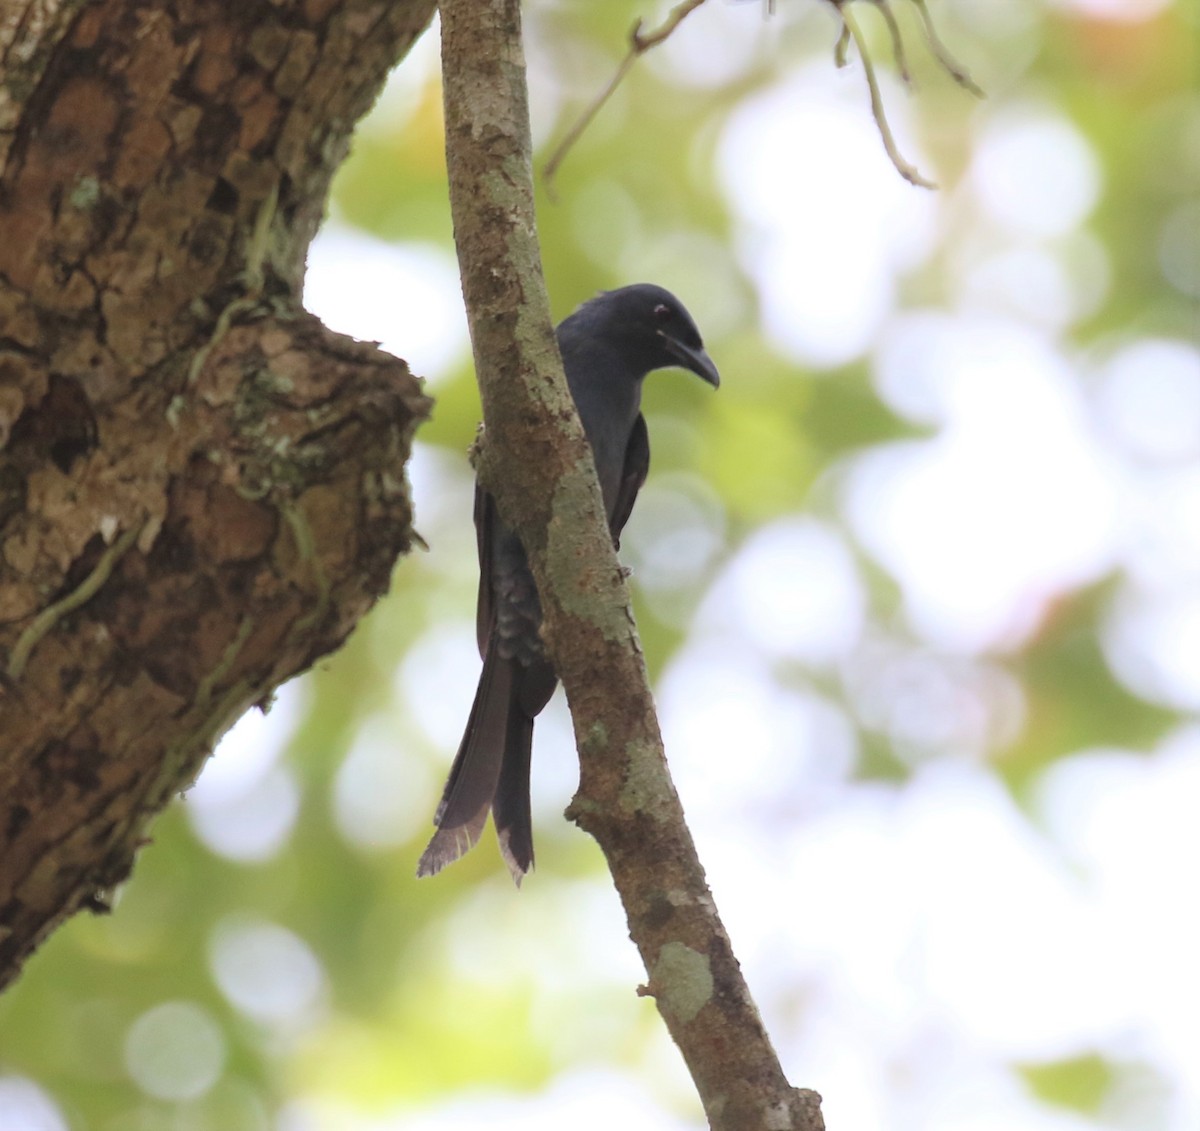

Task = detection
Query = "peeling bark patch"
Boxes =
[40,75,121,172]
[206,176,239,214]
[578,719,607,756]
[545,454,629,640]
[5,806,31,841]
[617,739,669,816]
[6,374,98,474]
[652,941,714,1025]
[767,1100,800,1130]
[642,891,677,932]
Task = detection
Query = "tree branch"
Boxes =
[438,2,823,1127]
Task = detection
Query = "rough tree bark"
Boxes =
[0,0,436,988]
[439,2,824,1128]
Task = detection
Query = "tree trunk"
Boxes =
[0,0,436,989]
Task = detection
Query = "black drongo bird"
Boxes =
[417,284,719,884]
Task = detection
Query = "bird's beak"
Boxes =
[660,332,721,388]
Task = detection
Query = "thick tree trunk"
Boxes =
[0,0,436,989]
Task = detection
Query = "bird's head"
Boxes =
[575,284,720,389]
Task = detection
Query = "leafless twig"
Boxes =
[543,0,981,195]
[873,0,912,86]
[836,1,937,188]
[542,0,708,192]
[910,0,984,96]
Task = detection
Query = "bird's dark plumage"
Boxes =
[417,284,719,883]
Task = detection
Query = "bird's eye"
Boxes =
[652,303,672,321]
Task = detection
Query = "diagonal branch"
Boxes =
[438,1,823,1128]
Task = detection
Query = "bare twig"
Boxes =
[873,0,912,86]
[909,0,984,97]
[541,52,639,192]
[545,0,977,196]
[542,0,708,190]
[836,1,937,188]
[835,19,852,67]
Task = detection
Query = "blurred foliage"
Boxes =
[1021,1052,1115,1116]
[2,1,1197,1130]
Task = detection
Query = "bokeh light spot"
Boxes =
[697,518,864,664]
[333,716,436,850]
[0,1077,67,1131]
[846,318,1120,649]
[971,111,1101,239]
[720,68,936,366]
[188,765,300,862]
[210,918,325,1026]
[1096,338,1200,464]
[124,1001,225,1102]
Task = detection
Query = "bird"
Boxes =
[417,284,720,884]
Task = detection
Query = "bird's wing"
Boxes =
[610,412,649,549]
[474,483,494,659]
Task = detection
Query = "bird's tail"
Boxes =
[493,706,535,884]
[416,648,513,879]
